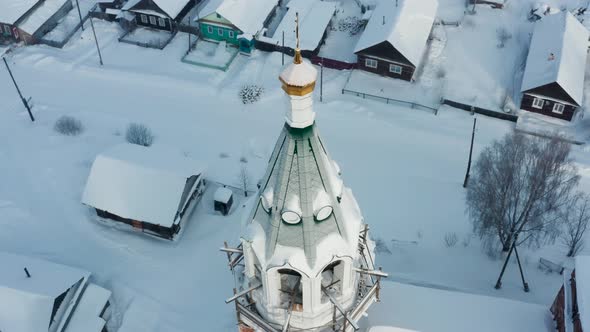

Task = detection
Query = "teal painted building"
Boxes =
[196,0,278,54]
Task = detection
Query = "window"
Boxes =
[3,25,10,36]
[532,98,544,109]
[321,260,344,303]
[228,30,234,38]
[158,17,166,27]
[149,16,156,25]
[207,25,213,34]
[365,58,378,68]
[389,64,402,74]
[140,14,147,23]
[278,269,303,311]
[218,28,224,36]
[552,103,565,114]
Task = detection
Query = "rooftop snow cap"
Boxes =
[279,13,318,129]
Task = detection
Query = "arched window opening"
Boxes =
[278,269,303,312]
[321,260,344,303]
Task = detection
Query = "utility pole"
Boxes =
[495,233,528,292]
[282,31,285,66]
[89,17,103,66]
[188,16,191,54]
[75,0,85,31]
[463,117,476,188]
[320,61,323,102]
[3,57,34,122]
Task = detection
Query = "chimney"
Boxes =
[24,268,31,278]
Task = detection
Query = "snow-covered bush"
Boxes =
[374,238,392,254]
[54,115,84,136]
[239,85,264,104]
[337,17,363,36]
[125,123,154,147]
[435,67,446,79]
[240,156,248,163]
[444,232,458,248]
[496,27,512,48]
[462,235,472,248]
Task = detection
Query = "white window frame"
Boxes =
[532,97,544,109]
[3,25,10,35]
[365,58,378,69]
[149,16,156,25]
[389,64,402,74]
[228,30,234,38]
[218,28,224,36]
[140,14,148,24]
[207,25,213,34]
[552,103,565,114]
[158,17,166,27]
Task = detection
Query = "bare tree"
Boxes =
[496,27,512,48]
[466,131,579,252]
[239,164,250,197]
[560,192,590,257]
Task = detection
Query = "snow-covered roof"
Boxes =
[82,143,205,227]
[17,0,70,35]
[123,0,192,19]
[65,283,111,332]
[198,0,277,35]
[0,252,90,332]
[521,12,589,106]
[214,187,233,204]
[279,58,318,87]
[268,0,336,51]
[576,255,590,332]
[354,0,438,68]
[0,0,39,24]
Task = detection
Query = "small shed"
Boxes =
[354,0,438,81]
[520,12,589,121]
[82,143,206,240]
[214,187,234,215]
[0,252,112,332]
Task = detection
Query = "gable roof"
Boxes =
[521,12,589,106]
[123,0,192,19]
[198,0,277,35]
[17,0,70,35]
[0,252,89,332]
[0,0,39,24]
[354,0,438,68]
[82,143,205,227]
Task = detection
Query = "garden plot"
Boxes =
[120,27,175,49]
[317,0,363,63]
[182,40,238,70]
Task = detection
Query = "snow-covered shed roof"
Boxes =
[354,0,438,68]
[82,143,205,227]
[214,187,233,204]
[266,0,336,52]
[17,0,70,35]
[576,255,590,332]
[0,0,38,24]
[65,283,112,332]
[0,252,90,332]
[123,0,192,19]
[521,12,589,106]
[198,0,277,35]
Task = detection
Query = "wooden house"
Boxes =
[82,143,206,241]
[214,187,233,215]
[551,256,589,332]
[121,0,195,32]
[0,0,73,45]
[353,0,438,81]
[0,252,112,332]
[196,0,278,54]
[520,12,589,122]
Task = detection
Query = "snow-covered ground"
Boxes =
[1,2,590,331]
[42,0,96,42]
[183,40,238,69]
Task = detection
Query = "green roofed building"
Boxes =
[196,0,278,54]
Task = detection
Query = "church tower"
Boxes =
[223,14,386,332]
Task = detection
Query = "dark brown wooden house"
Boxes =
[520,12,589,122]
[551,256,589,332]
[353,0,438,81]
[121,0,196,32]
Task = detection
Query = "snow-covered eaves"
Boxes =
[264,0,336,52]
[521,12,589,107]
[0,0,39,24]
[82,143,205,228]
[576,255,590,332]
[354,0,438,68]
[198,0,277,35]
[17,0,70,36]
[0,252,90,332]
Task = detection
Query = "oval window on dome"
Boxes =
[281,210,301,224]
[315,205,333,221]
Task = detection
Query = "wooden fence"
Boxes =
[311,56,357,70]
[342,88,439,114]
[442,99,518,122]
